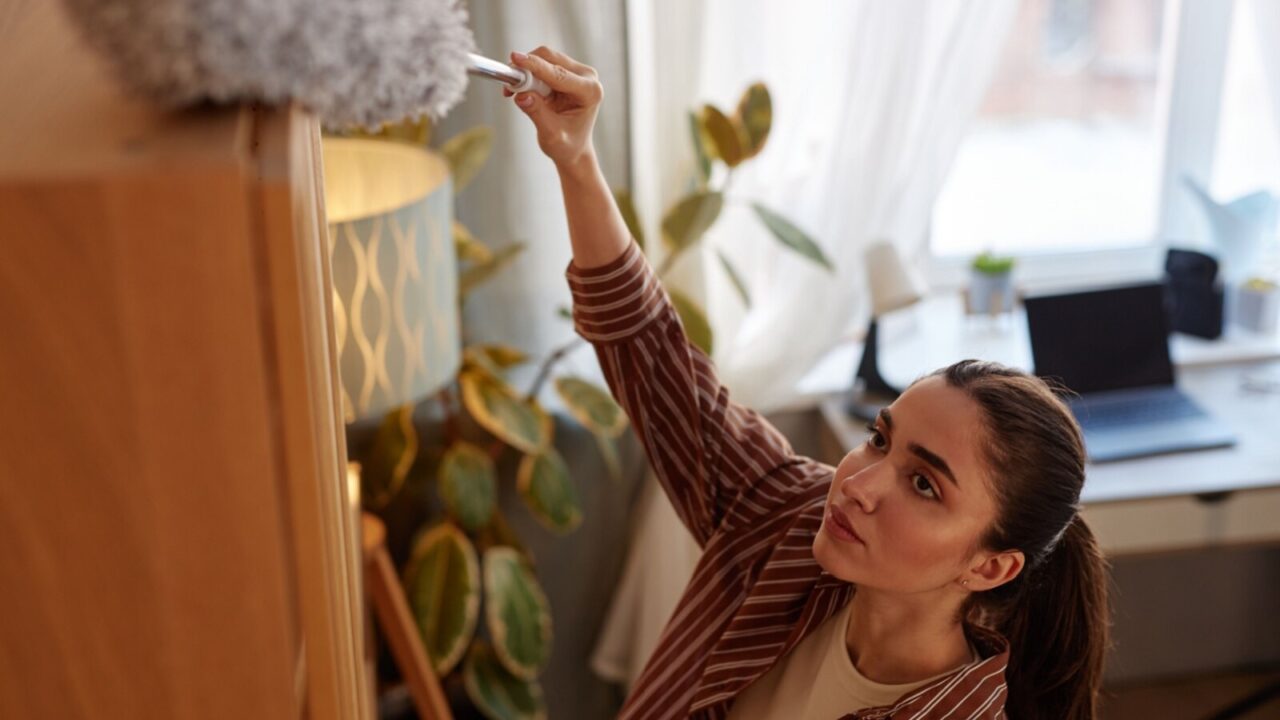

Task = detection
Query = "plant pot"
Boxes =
[968,270,1015,315]
[1232,282,1280,334]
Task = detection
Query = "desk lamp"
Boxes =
[847,241,927,420]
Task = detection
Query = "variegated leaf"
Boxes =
[403,523,481,676]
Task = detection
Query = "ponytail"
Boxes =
[997,516,1110,720]
[934,360,1111,719]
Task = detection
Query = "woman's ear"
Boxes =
[964,549,1025,591]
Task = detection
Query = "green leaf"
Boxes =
[734,83,772,158]
[556,305,573,321]
[667,288,714,356]
[661,191,724,254]
[463,344,531,379]
[358,405,417,509]
[594,433,621,483]
[517,448,582,535]
[483,547,553,679]
[971,251,1015,275]
[455,221,493,264]
[688,110,711,186]
[614,189,646,252]
[699,104,746,167]
[438,442,497,532]
[716,250,752,308]
[459,370,551,454]
[442,126,494,192]
[554,377,626,438]
[750,203,833,272]
[403,523,481,676]
[463,641,546,720]
[460,243,526,297]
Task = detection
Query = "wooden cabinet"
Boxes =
[0,1,369,718]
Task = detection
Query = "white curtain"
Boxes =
[439,0,631,392]
[589,0,1018,691]
[697,0,1018,412]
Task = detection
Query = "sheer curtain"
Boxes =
[589,0,1017,692]
[697,0,1018,411]
[438,0,631,391]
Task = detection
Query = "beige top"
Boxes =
[726,602,971,719]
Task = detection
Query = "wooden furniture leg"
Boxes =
[362,513,454,720]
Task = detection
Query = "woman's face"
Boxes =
[813,376,1002,593]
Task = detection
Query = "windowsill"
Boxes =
[924,242,1166,294]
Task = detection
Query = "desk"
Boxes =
[807,293,1280,556]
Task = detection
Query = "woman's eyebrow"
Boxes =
[879,408,959,487]
[908,443,959,487]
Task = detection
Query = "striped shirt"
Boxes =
[567,240,1011,720]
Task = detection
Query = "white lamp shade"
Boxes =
[323,138,461,422]
[864,241,927,316]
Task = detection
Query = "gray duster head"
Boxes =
[60,0,475,128]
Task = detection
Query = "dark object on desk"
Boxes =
[1165,248,1225,339]
[847,317,901,420]
[1024,282,1237,463]
[846,242,926,420]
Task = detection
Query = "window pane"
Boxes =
[931,0,1167,257]
[1211,0,1280,200]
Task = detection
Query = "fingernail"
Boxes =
[511,51,528,63]
[516,93,533,108]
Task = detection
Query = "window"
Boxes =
[933,0,1166,258]
[1211,0,1280,200]
[929,0,1267,285]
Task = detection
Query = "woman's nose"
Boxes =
[840,462,890,512]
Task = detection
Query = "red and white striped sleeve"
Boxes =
[566,240,800,547]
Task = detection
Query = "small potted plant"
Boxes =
[968,251,1016,316]
[1234,276,1280,334]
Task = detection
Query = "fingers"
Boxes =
[529,46,595,77]
[512,91,544,121]
[511,50,600,101]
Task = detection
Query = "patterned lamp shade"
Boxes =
[322,138,460,423]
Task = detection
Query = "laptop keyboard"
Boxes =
[1073,393,1203,429]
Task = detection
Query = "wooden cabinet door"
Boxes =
[0,1,368,718]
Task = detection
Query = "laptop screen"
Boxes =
[1024,282,1175,395]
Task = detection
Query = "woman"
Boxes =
[503,47,1109,720]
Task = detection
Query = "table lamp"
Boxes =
[323,137,461,424]
[847,241,927,420]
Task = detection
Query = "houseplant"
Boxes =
[334,118,626,720]
[968,251,1016,316]
[612,82,835,355]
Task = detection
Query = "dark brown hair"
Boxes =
[932,359,1110,720]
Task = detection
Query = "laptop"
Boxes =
[1024,282,1237,463]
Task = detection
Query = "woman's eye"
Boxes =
[912,474,938,500]
[864,426,887,451]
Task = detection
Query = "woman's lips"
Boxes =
[825,505,864,544]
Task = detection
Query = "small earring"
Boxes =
[961,579,970,588]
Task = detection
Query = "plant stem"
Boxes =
[437,387,460,445]
[487,438,505,462]
[657,249,679,278]
[524,337,584,401]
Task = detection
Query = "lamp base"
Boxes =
[846,317,901,421]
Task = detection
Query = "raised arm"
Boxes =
[505,49,629,269]
[508,48,803,546]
